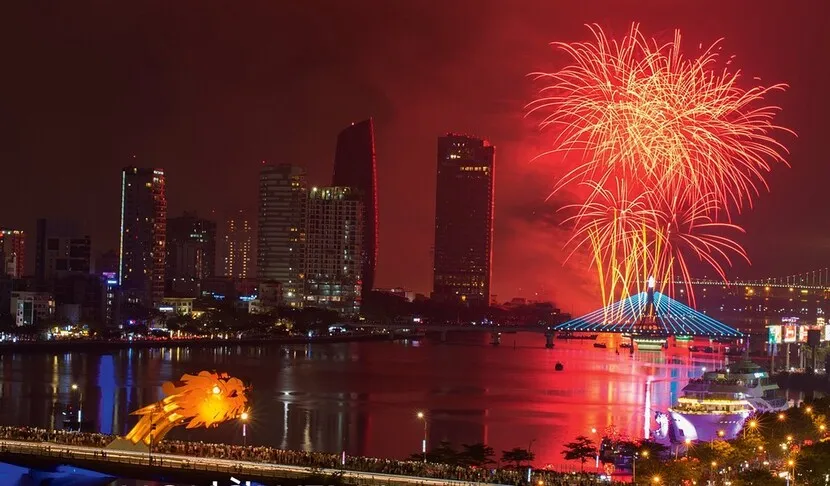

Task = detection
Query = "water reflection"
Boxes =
[0,333,810,467]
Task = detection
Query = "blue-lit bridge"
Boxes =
[552,289,742,338]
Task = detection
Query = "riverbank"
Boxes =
[0,331,422,353]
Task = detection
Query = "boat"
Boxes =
[593,342,607,348]
[554,362,564,371]
[664,360,791,442]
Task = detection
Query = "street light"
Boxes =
[71,384,83,431]
[590,427,599,470]
[240,411,249,447]
[416,411,427,463]
[652,475,661,484]
[676,438,692,459]
[745,419,758,438]
[633,450,648,483]
[712,429,725,448]
[805,406,812,415]
[778,413,786,421]
[787,459,795,486]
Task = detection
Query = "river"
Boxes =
[0,332,807,479]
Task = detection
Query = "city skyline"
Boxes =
[2,2,829,314]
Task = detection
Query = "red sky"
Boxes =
[1,1,828,314]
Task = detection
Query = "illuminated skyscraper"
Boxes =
[0,229,25,278]
[223,211,253,279]
[258,163,306,306]
[433,134,495,305]
[119,167,167,306]
[305,186,364,315]
[332,119,377,298]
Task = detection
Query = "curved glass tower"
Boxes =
[332,119,378,298]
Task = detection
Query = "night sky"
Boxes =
[2,1,828,314]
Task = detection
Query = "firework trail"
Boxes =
[529,23,792,310]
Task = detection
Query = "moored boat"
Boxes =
[665,360,791,442]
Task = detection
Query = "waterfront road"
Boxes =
[0,439,510,486]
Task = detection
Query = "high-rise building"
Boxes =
[166,212,216,281]
[258,163,307,306]
[223,210,254,279]
[101,271,120,327]
[119,167,167,306]
[332,119,378,298]
[0,230,25,278]
[433,134,495,305]
[11,291,55,326]
[35,219,92,284]
[305,186,364,315]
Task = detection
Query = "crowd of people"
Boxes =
[0,425,620,485]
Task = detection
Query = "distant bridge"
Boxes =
[360,322,552,333]
[360,322,554,346]
[672,268,830,290]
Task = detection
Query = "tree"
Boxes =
[459,442,495,467]
[732,468,785,486]
[409,441,459,465]
[689,439,736,469]
[657,459,702,486]
[637,438,670,459]
[501,447,535,469]
[795,441,830,485]
[730,434,766,464]
[561,435,597,472]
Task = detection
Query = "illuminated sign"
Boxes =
[783,325,797,343]
[798,325,821,343]
[768,326,782,344]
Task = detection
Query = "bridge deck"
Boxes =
[0,439,507,486]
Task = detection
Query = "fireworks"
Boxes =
[529,23,792,309]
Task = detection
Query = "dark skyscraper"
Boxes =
[332,119,378,298]
[433,134,495,305]
[35,219,91,283]
[166,212,216,280]
[119,167,167,306]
